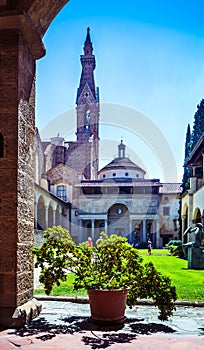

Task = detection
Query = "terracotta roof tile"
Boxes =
[159,183,182,194]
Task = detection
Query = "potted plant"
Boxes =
[34,226,177,323]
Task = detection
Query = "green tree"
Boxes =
[191,99,204,149]
[182,124,192,192]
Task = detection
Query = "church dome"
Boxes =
[98,140,146,180]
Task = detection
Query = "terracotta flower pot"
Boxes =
[88,288,129,324]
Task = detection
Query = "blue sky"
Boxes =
[36,0,204,182]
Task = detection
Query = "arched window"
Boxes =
[57,185,67,201]
[0,133,4,158]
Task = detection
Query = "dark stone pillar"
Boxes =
[0,17,44,328]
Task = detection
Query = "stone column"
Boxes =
[142,218,146,242]
[104,219,108,234]
[79,219,83,242]
[53,209,56,226]
[91,219,95,241]
[59,208,62,226]
[45,206,49,229]
[156,219,160,248]
[0,16,44,328]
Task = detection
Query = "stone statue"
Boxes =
[182,223,204,269]
[183,223,203,247]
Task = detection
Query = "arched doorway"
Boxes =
[108,204,129,237]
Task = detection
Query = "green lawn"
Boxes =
[138,248,169,256]
[142,254,204,301]
[35,272,87,297]
[34,250,204,302]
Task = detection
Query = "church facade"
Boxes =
[35,28,181,248]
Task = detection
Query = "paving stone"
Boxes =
[0,300,204,349]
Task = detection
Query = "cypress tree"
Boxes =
[191,99,204,150]
[182,124,192,192]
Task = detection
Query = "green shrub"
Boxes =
[168,245,184,258]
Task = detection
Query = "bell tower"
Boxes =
[75,27,99,179]
[76,28,99,144]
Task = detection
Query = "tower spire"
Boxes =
[84,27,93,54]
[76,27,96,103]
[76,28,99,164]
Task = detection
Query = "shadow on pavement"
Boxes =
[8,316,176,349]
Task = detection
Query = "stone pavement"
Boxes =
[0,298,204,349]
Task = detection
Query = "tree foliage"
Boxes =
[182,124,192,192]
[182,99,204,192]
[191,99,204,149]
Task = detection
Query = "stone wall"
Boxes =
[0,30,22,326]
[0,29,37,327]
[17,98,35,306]
[0,0,70,328]
[48,163,81,186]
[65,141,94,180]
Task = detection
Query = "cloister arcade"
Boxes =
[181,202,204,243]
[34,185,70,248]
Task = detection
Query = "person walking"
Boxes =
[147,239,152,255]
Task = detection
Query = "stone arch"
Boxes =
[193,207,202,224]
[37,195,46,230]
[13,1,70,38]
[108,203,129,237]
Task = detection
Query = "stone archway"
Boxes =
[193,208,202,224]
[37,196,46,229]
[0,0,70,328]
[108,204,129,237]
